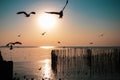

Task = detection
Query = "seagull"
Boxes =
[38,67,42,70]
[10,45,13,50]
[45,10,63,18]
[58,41,61,44]
[18,34,21,37]
[16,11,36,17]
[6,42,14,50]
[89,42,93,44]
[6,41,22,50]
[98,33,104,37]
[6,42,22,45]
[45,0,68,18]
[6,42,13,46]
[42,32,46,36]
[14,41,22,45]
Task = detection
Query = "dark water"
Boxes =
[1,46,119,80]
[51,47,120,80]
[13,59,56,80]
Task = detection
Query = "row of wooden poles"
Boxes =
[51,47,120,80]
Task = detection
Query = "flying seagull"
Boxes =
[98,33,104,37]
[6,42,22,46]
[42,32,46,36]
[14,41,22,45]
[6,42,13,46]
[18,34,21,37]
[45,0,68,18]
[58,41,61,44]
[6,41,22,50]
[38,67,42,70]
[16,11,36,17]
[6,43,13,50]
[89,42,93,44]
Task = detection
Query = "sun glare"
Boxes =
[38,13,57,30]
[40,46,55,49]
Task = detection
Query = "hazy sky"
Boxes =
[0,0,120,46]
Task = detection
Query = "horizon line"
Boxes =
[0,45,120,48]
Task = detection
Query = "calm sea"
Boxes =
[0,46,120,80]
[13,59,55,80]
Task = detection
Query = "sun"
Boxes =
[37,13,57,30]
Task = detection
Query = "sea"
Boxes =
[0,46,120,80]
[13,59,54,80]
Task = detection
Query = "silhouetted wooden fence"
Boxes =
[51,47,120,80]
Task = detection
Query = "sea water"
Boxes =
[0,46,120,80]
[13,59,55,80]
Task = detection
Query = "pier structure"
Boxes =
[51,47,120,80]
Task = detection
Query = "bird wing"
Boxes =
[101,33,104,36]
[90,42,94,44]
[62,0,68,11]
[6,43,10,46]
[6,42,13,46]
[12,43,16,45]
[45,12,60,14]
[17,11,28,16]
[42,32,46,35]
[98,33,104,37]
[30,12,36,14]
[14,42,22,45]
[58,41,61,43]
[18,35,21,37]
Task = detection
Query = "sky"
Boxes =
[0,0,120,46]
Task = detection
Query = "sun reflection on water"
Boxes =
[43,59,51,78]
[40,46,55,49]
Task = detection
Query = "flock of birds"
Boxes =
[16,0,68,18]
[89,33,104,45]
[6,0,104,50]
[6,0,69,50]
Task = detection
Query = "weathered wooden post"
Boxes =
[86,49,92,77]
[51,50,58,73]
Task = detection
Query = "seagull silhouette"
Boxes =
[98,33,104,37]
[42,32,46,36]
[45,0,68,18]
[38,67,42,70]
[58,41,61,44]
[6,42,14,50]
[18,34,21,37]
[6,42,13,46]
[16,11,36,17]
[14,41,22,45]
[6,41,22,50]
[89,42,93,44]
